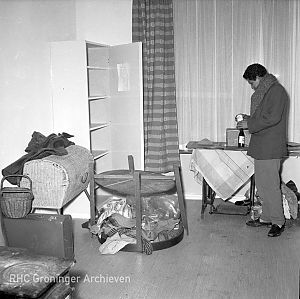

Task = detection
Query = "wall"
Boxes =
[0,0,77,173]
[0,0,132,219]
[0,0,77,243]
[75,0,132,45]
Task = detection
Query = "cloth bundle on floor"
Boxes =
[90,196,182,255]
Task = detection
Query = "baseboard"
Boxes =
[185,194,201,200]
[70,213,90,219]
[70,194,247,219]
[185,194,246,203]
[32,210,90,220]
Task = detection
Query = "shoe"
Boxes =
[268,224,284,237]
[235,199,251,206]
[246,219,272,227]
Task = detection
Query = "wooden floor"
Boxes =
[70,199,300,299]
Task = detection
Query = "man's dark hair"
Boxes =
[243,63,268,80]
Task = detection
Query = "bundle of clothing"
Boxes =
[2,131,75,185]
[237,180,299,220]
[90,195,182,255]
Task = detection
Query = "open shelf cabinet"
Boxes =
[50,40,144,176]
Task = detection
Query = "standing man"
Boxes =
[237,63,289,237]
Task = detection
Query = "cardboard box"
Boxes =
[1,214,74,259]
[226,128,251,147]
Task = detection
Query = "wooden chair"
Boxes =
[128,157,189,252]
[88,155,189,253]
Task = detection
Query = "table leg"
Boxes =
[202,177,253,216]
[249,174,255,208]
[202,178,216,217]
[201,178,207,217]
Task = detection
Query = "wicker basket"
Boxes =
[21,145,93,210]
[0,175,34,218]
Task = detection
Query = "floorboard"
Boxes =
[70,200,300,299]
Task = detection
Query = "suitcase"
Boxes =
[1,213,74,259]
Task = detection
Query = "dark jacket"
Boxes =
[247,83,288,159]
[2,132,75,185]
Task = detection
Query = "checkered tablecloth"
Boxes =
[190,149,254,200]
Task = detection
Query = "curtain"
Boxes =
[173,0,300,145]
[132,0,180,172]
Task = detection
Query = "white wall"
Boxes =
[0,0,132,219]
[75,0,132,45]
[0,0,77,171]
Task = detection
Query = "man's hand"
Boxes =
[235,113,250,122]
[237,120,248,129]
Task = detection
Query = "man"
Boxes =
[237,63,289,237]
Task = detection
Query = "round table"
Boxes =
[94,169,176,196]
[94,169,184,252]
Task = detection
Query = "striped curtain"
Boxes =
[132,0,180,172]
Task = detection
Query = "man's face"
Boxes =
[247,77,261,90]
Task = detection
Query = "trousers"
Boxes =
[254,159,285,226]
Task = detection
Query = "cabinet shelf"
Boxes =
[92,150,109,160]
[87,66,109,70]
[88,96,109,101]
[51,40,143,175]
[90,123,109,132]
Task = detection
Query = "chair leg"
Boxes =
[128,155,135,173]
[173,165,189,235]
[133,171,143,252]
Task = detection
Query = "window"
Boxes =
[174,0,300,145]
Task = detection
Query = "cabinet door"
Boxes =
[108,42,144,170]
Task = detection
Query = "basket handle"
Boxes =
[81,172,89,184]
[1,175,33,190]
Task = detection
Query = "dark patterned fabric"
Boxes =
[2,132,74,185]
[132,0,180,172]
[250,74,278,116]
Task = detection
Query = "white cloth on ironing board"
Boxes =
[190,149,254,200]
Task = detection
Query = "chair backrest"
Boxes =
[128,155,135,173]
[128,156,189,235]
